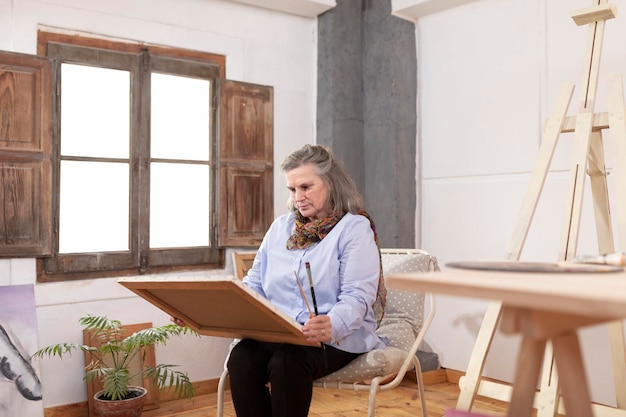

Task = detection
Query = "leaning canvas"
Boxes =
[0,284,44,417]
[118,276,318,347]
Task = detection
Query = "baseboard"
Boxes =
[445,368,465,384]
[401,368,448,386]
[43,379,219,417]
[443,368,512,388]
[43,401,86,417]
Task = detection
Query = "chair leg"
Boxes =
[217,368,229,417]
[218,338,240,417]
[367,379,382,417]
[414,357,428,416]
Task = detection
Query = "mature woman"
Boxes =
[227,144,387,417]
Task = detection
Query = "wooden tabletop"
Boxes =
[387,266,626,321]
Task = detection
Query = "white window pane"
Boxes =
[61,63,130,158]
[59,161,129,253]
[151,73,210,161]
[150,163,209,248]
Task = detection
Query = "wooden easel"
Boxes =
[455,1,626,416]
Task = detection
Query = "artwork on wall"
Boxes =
[0,284,44,417]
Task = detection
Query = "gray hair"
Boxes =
[280,144,364,214]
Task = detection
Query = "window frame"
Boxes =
[36,32,227,282]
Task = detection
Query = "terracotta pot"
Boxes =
[93,386,148,417]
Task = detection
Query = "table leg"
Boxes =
[508,337,547,417]
[551,331,594,417]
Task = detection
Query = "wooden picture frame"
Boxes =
[84,322,160,417]
[232,252,256,280]
[118,276,317,346]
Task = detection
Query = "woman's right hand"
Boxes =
[303,314,331,343]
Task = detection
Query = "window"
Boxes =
[0,32,274,281]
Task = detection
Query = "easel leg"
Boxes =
[607,73,626,252]
[456,301,502,410]
[588,130,613,250]
[558,111,594,261]
[505,82,575,260]
[606,72,626,409]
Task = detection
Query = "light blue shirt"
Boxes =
[243,212,387,353]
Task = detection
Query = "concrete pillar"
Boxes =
[317,0,417,247]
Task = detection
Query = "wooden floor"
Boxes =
[141,370,511,417]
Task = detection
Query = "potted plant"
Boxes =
[31,314,197,417]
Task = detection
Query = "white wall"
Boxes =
[418,0,626,406]
[0,0,317,408]
[5,0,625,410]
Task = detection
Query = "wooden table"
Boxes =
[387,266,626,417]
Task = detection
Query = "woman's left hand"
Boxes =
[303,315,332,343]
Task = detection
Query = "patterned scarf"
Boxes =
[286,210,387,326]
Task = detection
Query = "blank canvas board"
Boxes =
[0,284,44,417]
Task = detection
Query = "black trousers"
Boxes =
[227,339,359,417]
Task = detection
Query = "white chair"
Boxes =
[217,248,439,417]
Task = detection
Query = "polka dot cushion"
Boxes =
[315,251,439,384]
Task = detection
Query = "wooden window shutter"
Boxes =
[0,51,52,256]
[217,79,273,247]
